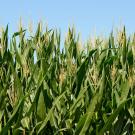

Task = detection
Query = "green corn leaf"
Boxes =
[99,98,131,135]
[74,49,97,98]
[1,95,27,135]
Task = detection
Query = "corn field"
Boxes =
[0,23,135,135]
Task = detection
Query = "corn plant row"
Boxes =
[0,24,135,135]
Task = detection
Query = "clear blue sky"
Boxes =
[0,0,135,41]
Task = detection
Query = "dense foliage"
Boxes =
[0,24,135,135]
